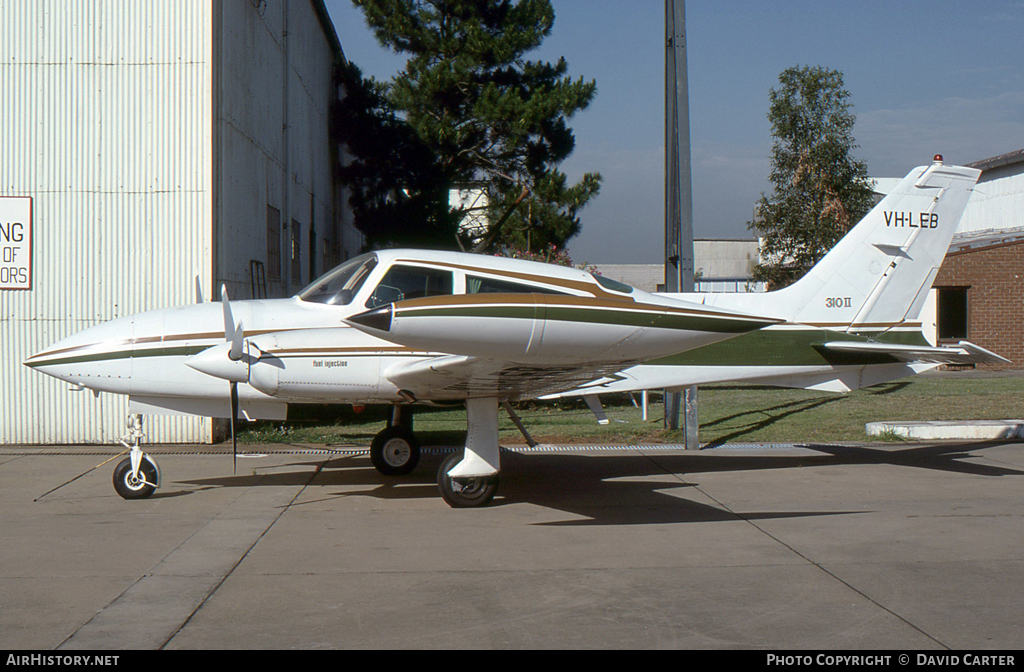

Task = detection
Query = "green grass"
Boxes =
[238,374,1024,447]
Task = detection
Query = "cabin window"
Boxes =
[466,275,566,295]
[593,273,635,294]
[365,265,454,308]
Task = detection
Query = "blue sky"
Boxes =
[324,0,1024,264]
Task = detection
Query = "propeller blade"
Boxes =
[221,285,244,361]
[230,381,239,476]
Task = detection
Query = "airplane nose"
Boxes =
[23,316,135,388]
[23,334,88,381]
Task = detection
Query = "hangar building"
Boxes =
[1,1,362,444]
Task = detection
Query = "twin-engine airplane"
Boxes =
[26,158,1004,507]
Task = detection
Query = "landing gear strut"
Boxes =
[437,397,501,508]
[112,414,161,499]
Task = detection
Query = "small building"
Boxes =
[1,1,361,444]
[886,150,1024,369]
[596,239,765,293]
[928,229,1024,368]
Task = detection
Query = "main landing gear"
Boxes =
[370,399,504,508]
[369,405,421,475]
[112,414,161,499]
[437,451,499,508]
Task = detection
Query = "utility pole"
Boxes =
[664,0,698,448]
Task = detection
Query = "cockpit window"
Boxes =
[297,253,377,305]
[593,273,635,294]
[365,265,454,308]
[466,275,567,295]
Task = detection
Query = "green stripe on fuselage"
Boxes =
[646,328,931,367]
[402,305,770,334]
[24,344,211,368]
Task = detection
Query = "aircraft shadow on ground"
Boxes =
[698,381,912,447]
[176,440,1023,526]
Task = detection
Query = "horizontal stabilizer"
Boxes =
[820,340,1010,366]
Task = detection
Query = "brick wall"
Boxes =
[933,240,1024,369]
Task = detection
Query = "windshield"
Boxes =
[297,253,377,305]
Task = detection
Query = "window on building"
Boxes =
[267,205,281,280]
[308,226,317,282]
[291,220,302,285]
[937,287,969,340]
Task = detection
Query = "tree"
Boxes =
[350,0,602,253]
[751,65,874,288]
[333,61,459,248]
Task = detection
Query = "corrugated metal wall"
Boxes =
[958,164,1024,235]
[0,1,213,443]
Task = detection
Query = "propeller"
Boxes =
[222,285,244,475]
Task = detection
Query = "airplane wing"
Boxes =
[819,340,1010,366]
[383,354,637,401]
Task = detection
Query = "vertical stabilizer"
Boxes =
[767,159,980,328]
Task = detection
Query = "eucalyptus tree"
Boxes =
[752,65,873,288]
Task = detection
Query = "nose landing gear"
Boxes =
[112,414,161,499]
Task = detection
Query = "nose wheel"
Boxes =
[112,414,161,499]
[113,455,159,499]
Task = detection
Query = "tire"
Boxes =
[437,451,498,508]
[370,427,421,475]
[112,457,158,500]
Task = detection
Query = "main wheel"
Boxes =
[112,457,158,500]
[370,427,421,475]
[437,451,498,508]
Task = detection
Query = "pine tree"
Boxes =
[333,61,457,248]
[351,0,601,253]
[752,65,874,288]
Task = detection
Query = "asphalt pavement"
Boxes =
[1,440,1023,650]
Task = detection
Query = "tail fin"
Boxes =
[768,158,980,328]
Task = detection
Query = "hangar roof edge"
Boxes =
[967,148,1024,172]
[312,0,345,63]
[948,226,1024,254]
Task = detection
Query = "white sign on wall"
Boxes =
[0,197,32,290]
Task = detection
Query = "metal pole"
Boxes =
[665,0,694,432]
